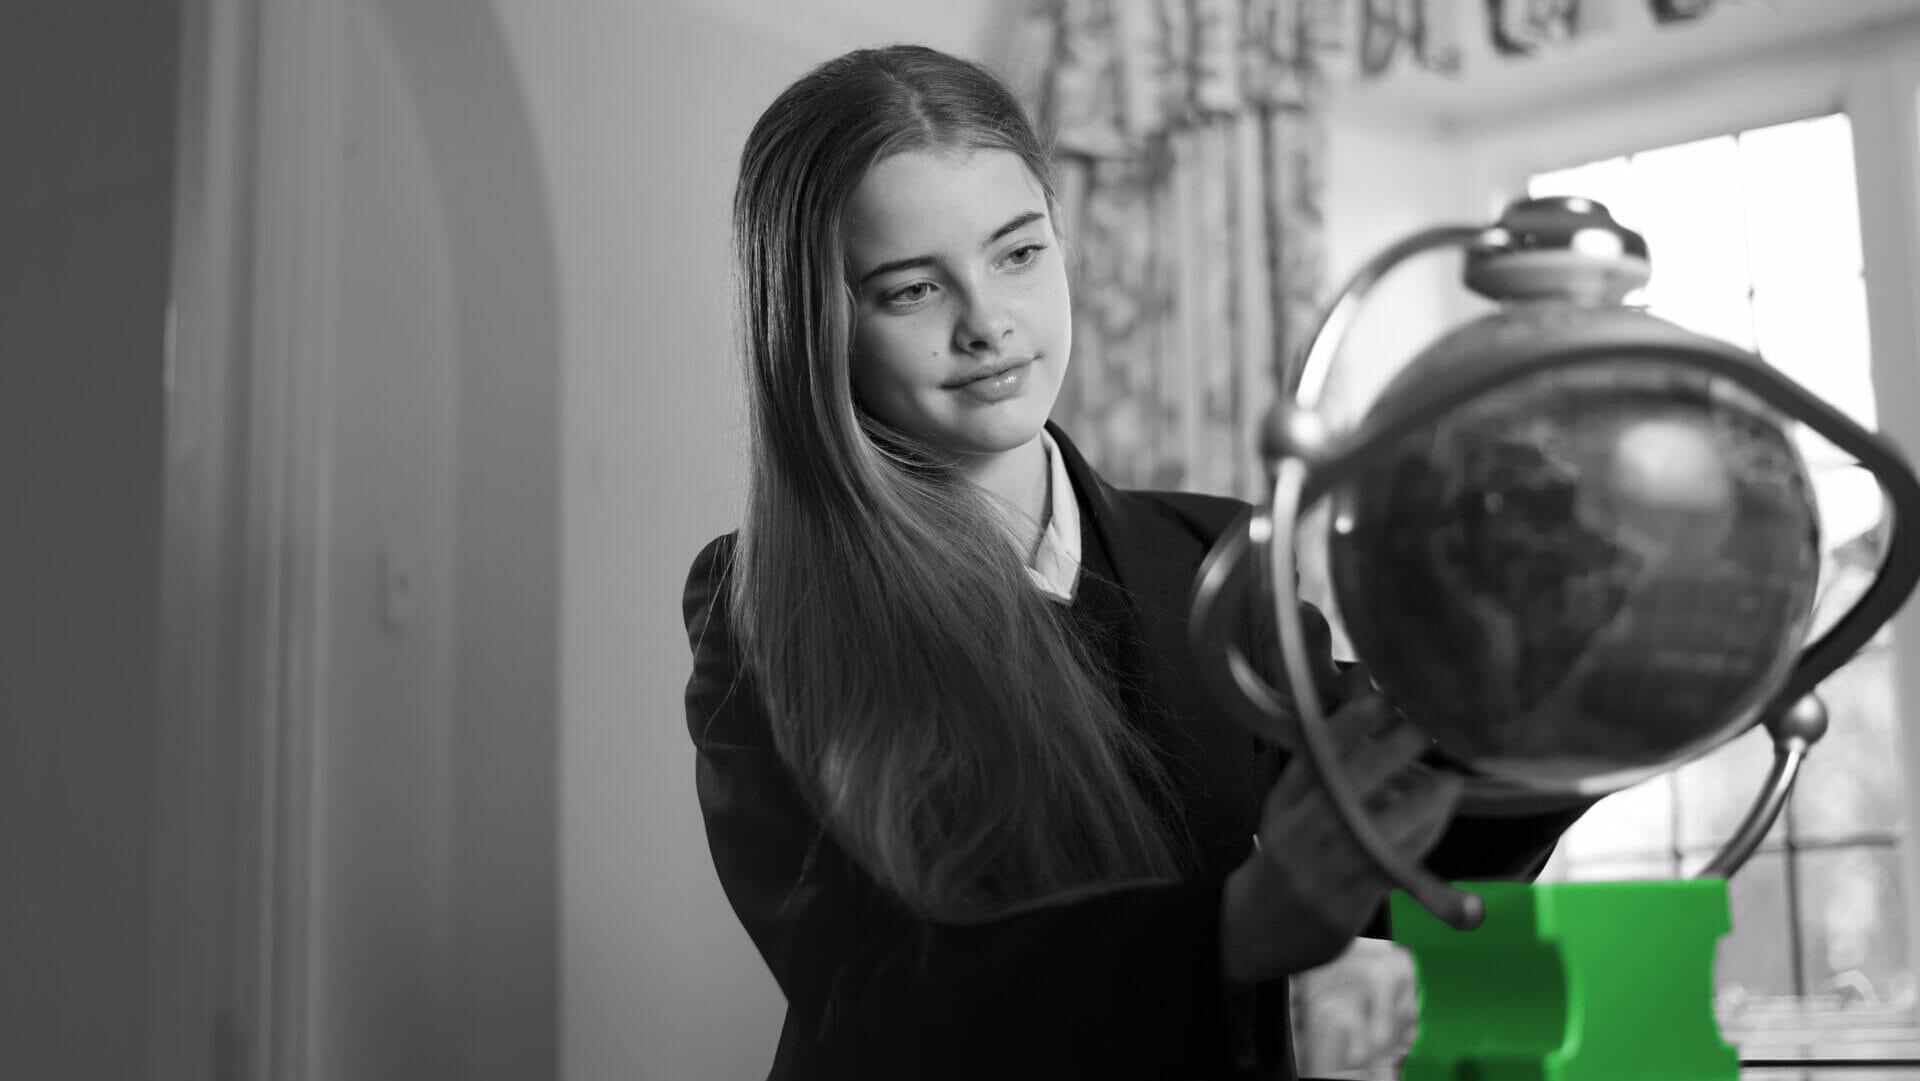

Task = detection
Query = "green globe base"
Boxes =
[1389,879,1738,1081]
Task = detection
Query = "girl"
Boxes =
[684,44,1582,1080]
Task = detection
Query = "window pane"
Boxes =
[1754,276,1876,430]
[1797,845,1913,1009]
[1676,725,1791,858]
[1742,114,1864,292]
[1717,850,1797,999]
[1793,645,1905,844]
[1556,776,1676,866]
[1650,286,1756,351]
[1629,136,1748,320]
[1801,465,1881,666]
[1806,462,1884,568]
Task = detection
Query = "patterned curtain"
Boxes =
[1010,0,1342,500]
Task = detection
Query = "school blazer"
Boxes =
[682,423,1583,1081]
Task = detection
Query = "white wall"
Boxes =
[1319,118,1490,429]
[500,7,805,1076]
[318,7,463,1077]
[309,2,564,1078]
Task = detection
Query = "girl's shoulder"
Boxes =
[679,533,729,599]
[687,531,739,582]
[683,531,741,642]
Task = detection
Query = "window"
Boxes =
[1527,113,1914,1057]
[1292,112,1918,1071]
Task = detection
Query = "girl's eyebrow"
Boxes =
[854,210,1048,287]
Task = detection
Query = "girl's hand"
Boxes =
[1218,667,1463,989]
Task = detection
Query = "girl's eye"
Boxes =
[884,282,934,308]
[1003,244,1045,269]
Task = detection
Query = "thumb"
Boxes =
[1342,662,1376,702]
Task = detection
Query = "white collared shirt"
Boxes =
[1023,429,1082,604]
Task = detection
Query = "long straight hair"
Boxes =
[729,45,1186,922]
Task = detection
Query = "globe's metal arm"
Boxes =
[1284,225,1486,410]
[1268,457,1488,931]
[1695,696,1829,881]
[1188,515,1305,749]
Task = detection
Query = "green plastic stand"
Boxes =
[1390,879,1738,1081]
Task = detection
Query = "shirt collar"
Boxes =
[1026,428,1082,604]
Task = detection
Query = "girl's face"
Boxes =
[843,148,1070,460]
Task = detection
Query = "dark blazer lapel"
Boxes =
[1046,422,1272,870]
[1047,423,1209,693]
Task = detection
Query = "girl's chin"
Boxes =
[935,416,1052,457]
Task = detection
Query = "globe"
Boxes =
[1326,303,1824,796]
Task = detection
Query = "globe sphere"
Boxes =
[1326,303,1822,796]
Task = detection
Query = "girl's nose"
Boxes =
[954,295,1015,353]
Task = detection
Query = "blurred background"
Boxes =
[13,0,1920,1078]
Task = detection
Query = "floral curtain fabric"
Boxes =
[1012,0,1341,500]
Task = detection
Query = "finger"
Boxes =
[1257,786,1345,853]
[1324,688,1391,754]
[1371,768,1466,861]
[1342,662,1376,703]
[1259,715,1433,838]
[1362,757,1451,816]
[1262,764,1456,878]
[1339,664,1407,743]
[1260,698,1391,808]
[1262,751,1321,813]
[1338,719,1436,798]
[1310,771,1465,899]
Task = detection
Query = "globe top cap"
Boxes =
[1466,196,1653,305]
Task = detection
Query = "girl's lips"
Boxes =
[953,360,1032,403]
